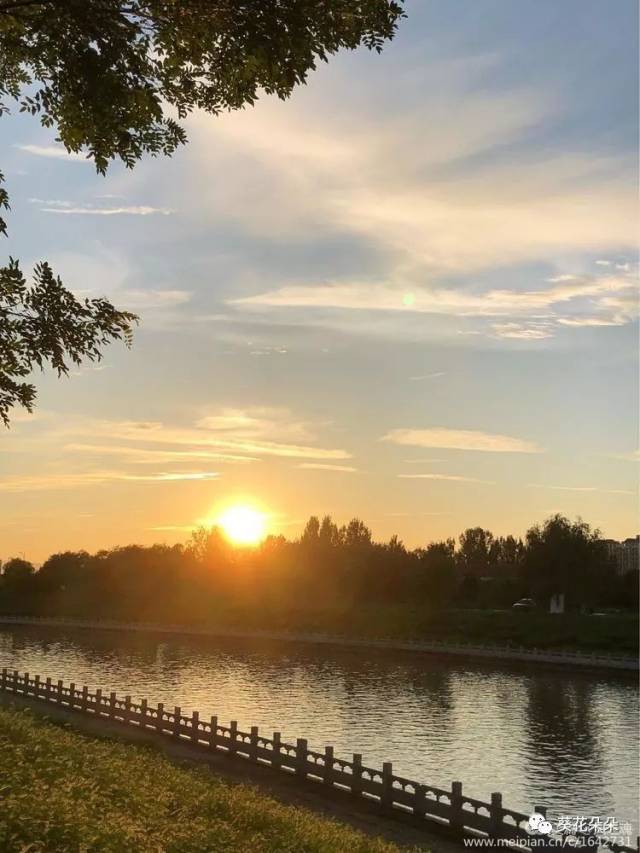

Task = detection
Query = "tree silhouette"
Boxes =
[0,259,137,425]
[1,513,631,623]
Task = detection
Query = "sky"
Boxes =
[1,0,638,562]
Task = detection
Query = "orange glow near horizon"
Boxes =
[217,505,268,546]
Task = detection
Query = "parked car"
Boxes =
[512,597,535,611]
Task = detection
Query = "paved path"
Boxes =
[0,615,636,672]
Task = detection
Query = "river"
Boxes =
[0,624,637,831]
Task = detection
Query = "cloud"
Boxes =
[398,473,494,483]
[228,271,638,342]
[249,346,288,356]
[198,82,635,344]
[118,289,191,309]
[556,290,638,328]
[384,427,541,453]
[195,406,315,443]
[607,450,640,462]
[184,82,635,281]
[409,372,445,381]
[16,144,87,162]
[64,444,258,464]
[296,463,357,472]
[556,316,628,328]
[0,470,219,493]
[528,483,635,495]
[41,205,174,216]
[491,322,554,340]
[54,413,351,461]
[230,274,633,318]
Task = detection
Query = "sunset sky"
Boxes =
[1,0,638,562]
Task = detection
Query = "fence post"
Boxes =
[323,746,334,786]
[414,784,427,819]
[351,753,363,797]
[81,685,89,713]
[156,703,164,734]
[140,698,147,728]
[534,806,552,851]
[45,677,52,702]
[209,715,218,750]
[381,762,393,812]
[490,792,503,838]
[296,738,308,779]
[69,682,75,708]
[95,688,102,716]
[173,706,181,739]
[124,695,132,724]
[1,668,6,692]
[24,672,30,695]
[34,674,40,698]
[272,731,281,769]
[13,670,19,693]
[109,691,117,718]
[229,720,238,755]
[191,710,199,745]
[250,726,259,762]
[58,680,64,704]
[450,781,464,833]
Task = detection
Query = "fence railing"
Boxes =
[0,669,636,853]
[0,615,637,670]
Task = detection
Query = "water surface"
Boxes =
[1,625,637,829]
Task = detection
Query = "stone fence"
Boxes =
[0,615,637,670]
[0,669,636,853]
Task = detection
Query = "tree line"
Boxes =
[1,514,636,623]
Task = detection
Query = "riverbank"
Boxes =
[0,703,418,853]
[0,615,637,671]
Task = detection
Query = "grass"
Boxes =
[0,706,406,853]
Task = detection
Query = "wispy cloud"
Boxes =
[384,427,541,453]
[491,322,554,340]
[30,197,173,216]
[57,412,351,461]
[409,372,445,381]
[196,406,316,443]
[41,205,174,216]
[64,444,258,464]
[0,470,219,493]
[16,144,87,162]
[189,81,635,277]
[297,463,357,472]
[528,483,635,495]
[118,289,191,309]
[607,450,640,462]
[398,473,494,483]
[230,273,634,319]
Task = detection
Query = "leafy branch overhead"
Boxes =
[0,0,404,171]
[0,0,404,424]
[0,259,138,426]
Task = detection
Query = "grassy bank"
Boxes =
[0,706,404,853]
[207,606,639,655]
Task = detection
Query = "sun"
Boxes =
[217,505,267,546]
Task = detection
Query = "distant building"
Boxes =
[602,536,639,575]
